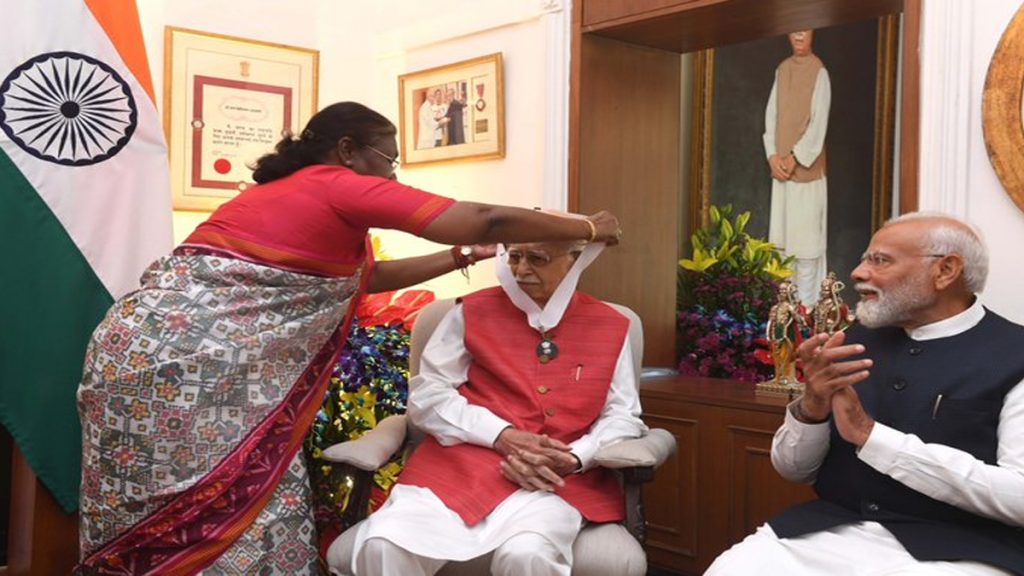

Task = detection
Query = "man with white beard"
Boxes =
[706,212,1024,575]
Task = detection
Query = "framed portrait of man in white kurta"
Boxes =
[688,16,898,304]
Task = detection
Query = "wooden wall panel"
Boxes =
[639,378,816,575]
[584,0,905,54]
[576,34,681,367]
[640,412,699,568]
[726,425,816,545]
[899,0,921,213]
[582,0,722,27]
[7,447,78,576]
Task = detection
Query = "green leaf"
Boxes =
[716,244,738,261]
[736,211,751,234]
[743,243,756,264]
[720,218,734,242]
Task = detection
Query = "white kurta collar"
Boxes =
[905,298,985,342]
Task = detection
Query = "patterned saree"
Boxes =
[77,251,364,575]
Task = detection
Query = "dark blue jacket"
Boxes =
[771,308,1024,574]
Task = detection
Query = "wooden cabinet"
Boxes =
[639,377,816,575]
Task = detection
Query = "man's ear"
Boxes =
[933,254,964,291]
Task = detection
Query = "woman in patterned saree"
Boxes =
[76,102,622,575]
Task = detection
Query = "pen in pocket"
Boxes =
[932,394,943,419]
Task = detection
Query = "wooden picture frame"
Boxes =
[164,27,318,211]
[398,53,504,167]
[688,16,899,286]
[983,3,1024,216]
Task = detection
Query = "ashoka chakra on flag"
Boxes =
[0,50,137,166]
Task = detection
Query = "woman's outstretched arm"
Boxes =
[366,245,494,293]
[366,203,620,293]
[418,202,621,246]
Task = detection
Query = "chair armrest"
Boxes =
[593,428,676,470]
[321,414,408,471]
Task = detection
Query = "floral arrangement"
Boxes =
[677,205,793,381]
[304,237,436,550]
[304,288,434,548]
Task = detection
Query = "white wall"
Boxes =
[139,0,568,299]
[138,0,1024,315]
[918,0,1024,323]
[363,1,566,297]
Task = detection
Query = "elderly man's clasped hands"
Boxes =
[494,427,581,492]
[796,331,876,447]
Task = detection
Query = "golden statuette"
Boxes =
[811,272,856,335]
[757,274,855,397]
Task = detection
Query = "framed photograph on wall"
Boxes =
[687,16,899,290]
[164,27,318,211]
[398,53,504,167]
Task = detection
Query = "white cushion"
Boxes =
[321,414,407,470]
[593,428,676,468]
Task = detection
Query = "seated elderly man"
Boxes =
[350,239,647,576]
[707,213,1024,575]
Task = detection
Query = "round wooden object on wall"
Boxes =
[983,4,1024,215]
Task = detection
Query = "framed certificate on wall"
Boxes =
[164,27,318,211]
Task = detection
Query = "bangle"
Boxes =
[582,218,597,243]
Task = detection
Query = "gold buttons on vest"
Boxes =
[545,407,556,417]
[537,385,549,394]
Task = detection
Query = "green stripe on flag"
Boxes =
[0,147,114,513]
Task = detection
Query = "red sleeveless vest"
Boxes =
[398,287,631,526]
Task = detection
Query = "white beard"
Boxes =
[855,273,935,328]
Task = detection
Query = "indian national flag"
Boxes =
[0,0,172,512]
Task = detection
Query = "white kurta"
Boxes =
[707,301,1024,576]
[764,68,831,305]
[352,303,647,574]
[432,103,448,144]
[417,101,438,150]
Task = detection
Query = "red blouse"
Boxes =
[183,165,455,276]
